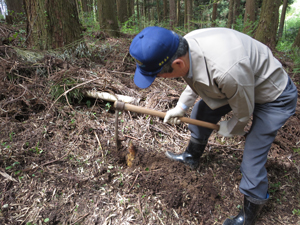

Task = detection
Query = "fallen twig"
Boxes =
[94,131,103,157]
[64,84,74,111]
[127,173,140,194]
[138,195,145,224]
[0,170,18,182]
[123,134,139,140]
[152,209,165,225]
[0,84,27,109]
[115,109,119,151]
[70,213,90,225]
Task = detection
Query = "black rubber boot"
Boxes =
[223,195,268,225]
[165,138,206,169]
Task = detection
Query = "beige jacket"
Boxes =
[178,28,288,134]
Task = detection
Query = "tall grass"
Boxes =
[277,1,300,76]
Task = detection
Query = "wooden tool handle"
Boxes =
[114,101,220,131]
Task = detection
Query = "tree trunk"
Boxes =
[292,27,300,48]
[127,0,133,19]
[163,0,168,20]
[143,0,147,18]
[150,0,154,21]
[254,0,281,48]
[97,0,119,37]
[184,0,192,31]
[184,0,187,29]
[227,0,234,28]
[233,0,240,25]
[256,0,263,16]
[93,0,97,21]
[76,0,83,21]
[243,0,256,34]
[177,0,181,26]
[137,0,140,21]
[117,0,128,24]
[278,0,288,40]
[169,0,176,28]
[23,0,82,50]
[147,0,152,21]
[211,2,218,27]
[131,0,134,15]
[82,0,93,13]
[5,0,25,24]
[147,0,151,21]
[187,0,192,31]
[156,0,161,22]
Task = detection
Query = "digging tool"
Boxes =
[114,101,220,130]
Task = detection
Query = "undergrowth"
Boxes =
[50,78,84,104]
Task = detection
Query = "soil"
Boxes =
[0,29,300,225]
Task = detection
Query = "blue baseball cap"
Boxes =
[130,26,179,89]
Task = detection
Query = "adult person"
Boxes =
[129,26,298,225]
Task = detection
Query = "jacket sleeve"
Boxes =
[178,85,198,110]
[216,57,255,135]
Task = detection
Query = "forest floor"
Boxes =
[0,26,300,225]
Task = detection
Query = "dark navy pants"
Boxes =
[189,77,298,199]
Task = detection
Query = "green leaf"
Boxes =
[13,161,20,166]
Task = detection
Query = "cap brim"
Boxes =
[133,67,157,89]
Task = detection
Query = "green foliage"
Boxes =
[6,10,26,25]
[277,46,300,75]
[269,182,281,193]
[234,15,258,36]
[120,15,170,34]
[26,222,34,225]
[120,15,141,34]
[9,132,15,142]
[276,40,293,52]
[50,78,84,104]
[233,15,245,33]
[1,142,11,149]
[4,27,26,47]
[277,1,300,45]
[291,47,300,74]
[279,18,300,43]
[292,208,300,216]
[30,141,43,154]
[5,161,20,170]
[105,102,112,112]
[86,100,91,108]
[276,1,300,76]
[80,12,100,37]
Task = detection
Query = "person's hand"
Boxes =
[164,105,185,124]
[218,120,246,137]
